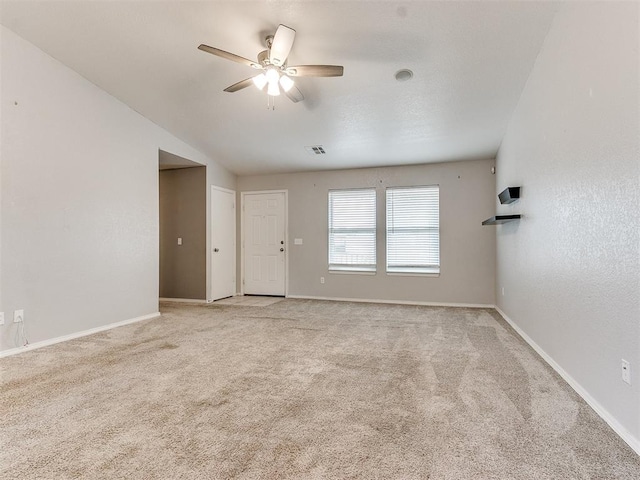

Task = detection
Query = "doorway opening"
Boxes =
[158,151,206,301]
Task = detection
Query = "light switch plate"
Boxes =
[294,238,303,245]
[0,312,4,325]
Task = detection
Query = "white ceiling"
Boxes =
[0,1,560,176]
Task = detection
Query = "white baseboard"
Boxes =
[159,297,207,304]
[286,294,494,309]
[207,294,241,304]
[0,312,161,359]
[495,306,640,456]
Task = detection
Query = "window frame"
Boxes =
[328,187,377,273]
[385,185,440,275]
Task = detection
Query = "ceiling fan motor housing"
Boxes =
[265,35,274,49]
[257,50,270,67]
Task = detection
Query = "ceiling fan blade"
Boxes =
[284,85,304,103]
[223,77,255,93]
[270,24,296,66]
[286,65,344,77]
[198,44,261,69]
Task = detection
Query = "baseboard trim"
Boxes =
[286,294,494,309]
[0,312,161,359]
[207,294,241,304]
[495,306,640,456]
[159,297,207,304]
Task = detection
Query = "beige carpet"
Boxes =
[1,299,639,479]
[212,295,284,307]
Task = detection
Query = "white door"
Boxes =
[211,186,236,300]
[243,191,286,296]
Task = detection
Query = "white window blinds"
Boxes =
[328,188,376,271]
[386,185,440,274]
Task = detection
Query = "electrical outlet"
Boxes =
[0,312,4,325]
[320,277,325,284]
[14,309,24,323]
[621,359,631,385]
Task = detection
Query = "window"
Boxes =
[386,185,439,274]
[328,188,376,272]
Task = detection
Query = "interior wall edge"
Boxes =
[286,295,495,309]
[495,307,640,456]
[158,298,209,304]
[0,312,160,358]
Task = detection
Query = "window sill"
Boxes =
[329,269,377,276]
[386,271,440,278]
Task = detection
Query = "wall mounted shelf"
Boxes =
[499,187,520,204]
[482,215,521,225]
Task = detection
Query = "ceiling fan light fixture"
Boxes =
[265,67,281,96]
[279,75,294,92]
[267,81,280,96]
[265,67,280,83]
[252,73,267,90]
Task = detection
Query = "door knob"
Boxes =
[280,248,284,252]
[214,248,219,252]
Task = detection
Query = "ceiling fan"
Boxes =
[198,24,344,103]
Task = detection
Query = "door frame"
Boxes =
[240,190,288,296]
[211,185,237,301]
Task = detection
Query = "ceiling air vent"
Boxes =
[305,145,326,155]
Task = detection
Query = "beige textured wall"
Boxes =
[495,3,640,446]
[0,26,235,352]
[238,159,496,306]
[159,167,207,300]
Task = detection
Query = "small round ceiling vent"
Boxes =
[395,69,413,82]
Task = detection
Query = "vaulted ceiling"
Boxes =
[0,1,560,175]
